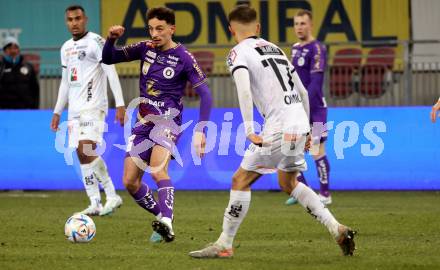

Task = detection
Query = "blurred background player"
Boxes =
[0,36,40,109]
[189,5,355,259]
[430,97,440,123]
[50,5,126,216]
[286,9,332,206]
[102,7,212,243]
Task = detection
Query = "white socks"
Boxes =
[79,157,118,207]
[291,182,340,238]
[80,158,101,207]
[93,157,117,199]
[216,190,251,249]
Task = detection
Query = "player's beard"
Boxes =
[72,30,87,41]
[152,39,163,49]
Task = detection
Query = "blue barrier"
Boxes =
[0,107,438,190]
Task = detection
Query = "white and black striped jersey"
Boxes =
[227,37,310,135]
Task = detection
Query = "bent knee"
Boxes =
[150,171,169,182]
[123,176,139,193]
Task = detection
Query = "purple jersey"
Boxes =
[291,40,327,124]
[103,39,212,162]
[291,40,326,87]
[116,41,207,125]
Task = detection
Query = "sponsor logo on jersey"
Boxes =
[80,121,94,127]
[145,57,154,64]
[163,67,175,79]
[157,55,166,64]
[140,98,165,107]
[87,79,93,102]
[146,50,157,59]
[147,87,161,97]
[166,60,178,67]
[284,92,302,105]
[168,55,179,62]
[146,80,160,97]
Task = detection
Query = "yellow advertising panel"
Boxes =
[101,0,409,74]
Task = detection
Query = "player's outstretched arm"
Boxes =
[431,97,440,123]
[102,25,141,64]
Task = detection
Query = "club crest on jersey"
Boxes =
[163,67,175,79]
[297,57,305,66]
[78,50,86,60]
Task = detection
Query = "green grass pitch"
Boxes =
[1,191,439,270]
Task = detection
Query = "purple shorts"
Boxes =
[125,122,180,163]
[310,107,327,125]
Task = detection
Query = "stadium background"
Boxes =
[0,0,439,190]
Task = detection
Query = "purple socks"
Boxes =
[157,179,174,220]
[130,182,161,216]
[315,155,330,197]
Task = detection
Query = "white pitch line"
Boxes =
[0,193,50,198]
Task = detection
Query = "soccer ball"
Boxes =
[64,214,96,243]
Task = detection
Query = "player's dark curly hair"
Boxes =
[228,4,257,24]
[147,7,175,25]
[65,5,85,14]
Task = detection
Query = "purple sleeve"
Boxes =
[195,83,212,125]
[310,43,326,73]
[102,38,142,64]
[185,53,208,90]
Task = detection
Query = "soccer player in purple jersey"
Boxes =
[286,9,332,205]
[102,7,212,243]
